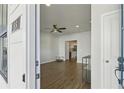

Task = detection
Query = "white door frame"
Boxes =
[26,4,40,89]
[25,4,40,89]
[26,4,36,89]
[101,10,120,88]
[35,4,40,89]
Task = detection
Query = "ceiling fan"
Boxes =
[50,25,67,33]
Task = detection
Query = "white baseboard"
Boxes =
[40,60,55,64]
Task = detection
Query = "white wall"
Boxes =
[41,31,91,64]
[40,31,59,64]
[91,4,120,89]
[58,31,91,63]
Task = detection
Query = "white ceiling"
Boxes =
[40,4,91,35]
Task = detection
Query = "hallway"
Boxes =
[40,60,91,89]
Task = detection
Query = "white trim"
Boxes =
[35,4,40,89]
[26,4,36,89]
[101,9,120,88]
[40,60,56,64]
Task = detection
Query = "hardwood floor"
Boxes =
[40,60,91,89]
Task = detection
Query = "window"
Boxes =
[0,4,8,82]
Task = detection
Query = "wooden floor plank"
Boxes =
[40,61,91,89]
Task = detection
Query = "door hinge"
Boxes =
[36,73,40,79]
[36,60,39,66]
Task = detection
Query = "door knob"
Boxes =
[105,60,109,63]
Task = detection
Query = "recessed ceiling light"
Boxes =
[46,4,51,7]
[76,25,79,28]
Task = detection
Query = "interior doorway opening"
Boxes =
[39,4,91,89]
[65,40,77,62]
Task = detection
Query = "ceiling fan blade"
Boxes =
[51,30,54,32]
[53,25,57,29]
[57,30,62,33]
[59,28,66,30]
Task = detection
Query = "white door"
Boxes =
[8,5,27,88]
[102,11,120,88]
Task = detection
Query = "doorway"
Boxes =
[35,4,123,88]
[39,4,91,89]
[65,40,77,62]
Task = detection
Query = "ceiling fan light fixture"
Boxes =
[75,25,79,28]
[51,29,57,32]
[54,29,57,32]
